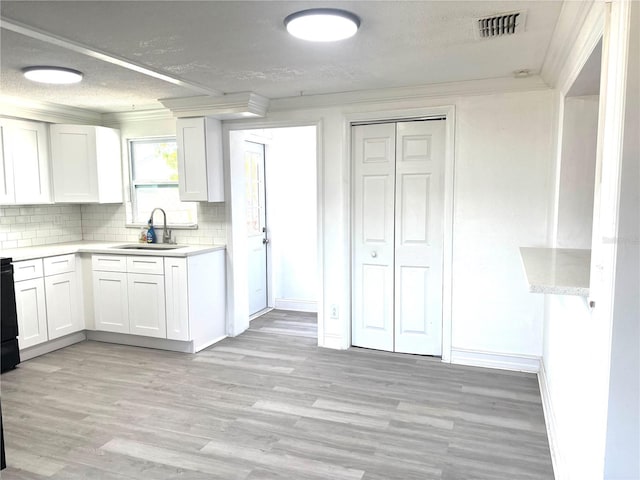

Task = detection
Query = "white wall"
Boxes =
[226,85,555,360]
[603,1,640,477]
[543,295,609,479]
[266,126,317,311]
[556,96,599,248]
[541,2,639,479]
[451,92,553,357]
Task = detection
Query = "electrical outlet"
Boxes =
[330,304,339,319]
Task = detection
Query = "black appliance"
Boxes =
[1,257,20,373]
[1,256,20,470]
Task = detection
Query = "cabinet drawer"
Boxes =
[126,256,164,275]
[13,258,44,281]
[92,255,127,272]
[44,254,76,276]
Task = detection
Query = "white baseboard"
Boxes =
[86,330,195,353]
[193,335,227,353]
[320,332,348,349]
[19,331,86,361]
[539,360,564,480]
[274,299,317,313]
[450,348,541,373]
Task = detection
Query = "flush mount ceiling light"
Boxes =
[22,66,83,84]
[284,8,360,42]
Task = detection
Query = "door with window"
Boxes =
[352,119,445,355]
[245,141,269,315]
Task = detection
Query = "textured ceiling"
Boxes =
[0,1,563,113]
[1,30,191,112]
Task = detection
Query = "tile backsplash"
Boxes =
[0,203,226,251]
[81,203,226,245]
[0,205,83,250]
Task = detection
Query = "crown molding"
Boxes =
[540,0,604,91]
[101,109,174,128]
[0,95,101,124]
[159,92,270,119]
[268,75,550,112]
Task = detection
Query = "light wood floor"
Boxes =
[1,310,553,479]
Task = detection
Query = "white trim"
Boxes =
[274,299,317,313]
[86,330,200,353]
[322,333,348,350]
[345,105,455,360]
[222,119,324,344]
[101,109,173,127]
[193,335,227,353]
[538,359,566,480]
[19,331,86,361]
[269,76,548,112]
[450,348,541,373]
[159,93,269,119]
[557,3,605,95]
[0,95,101,125]
[315,119,326,348]
[541,0,601,89]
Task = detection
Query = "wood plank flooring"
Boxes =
[1,310,553,479]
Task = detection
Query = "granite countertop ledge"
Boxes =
[1,241,225,262]
[519,247,591,297]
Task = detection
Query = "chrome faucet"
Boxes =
[149,208,172,244]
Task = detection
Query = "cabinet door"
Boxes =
[50,125,99,203]
[177,117,223,202]
[128,273,166,338]
[1,119,51,205]
[177,117,208,201]
[164,258,189,341]
[93,270,129,333]
[45,272,83,340]
[0,121,15,204]
[15,278,48,349]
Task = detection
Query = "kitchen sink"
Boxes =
[112,244,185,250]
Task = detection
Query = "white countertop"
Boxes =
[1,241,225,262]
[519,247,591,297]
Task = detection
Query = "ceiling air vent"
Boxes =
[476,11,525,38]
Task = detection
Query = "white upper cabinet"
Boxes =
[0,118,52,205]
[50,124,123,203]
[176,117,224,202]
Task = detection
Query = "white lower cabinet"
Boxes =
[15,277,48,349]
[90,251,225,351]
[14,255,84,350]
[45,271,82,340]
[93,270,129,334]
[92,255,166,338]
[164,257,189,341]
[128,273,166,338]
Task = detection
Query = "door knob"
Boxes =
[371,251,377,258]
[263,238,270,245]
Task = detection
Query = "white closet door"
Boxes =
[394,120,445,355]
[352,123,396,352]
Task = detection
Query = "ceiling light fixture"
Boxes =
[284,8,360,42]
[22,66,83,84]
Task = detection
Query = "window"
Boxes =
[128,138,197,225]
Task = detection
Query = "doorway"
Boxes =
[352,118,446,356]
[230,126,318,329]
[245,141,269,316]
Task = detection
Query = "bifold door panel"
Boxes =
[352,120,445,355]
